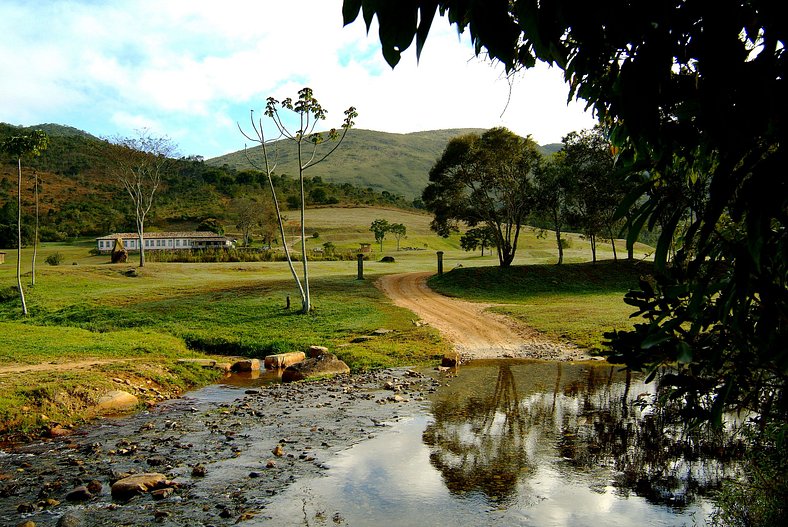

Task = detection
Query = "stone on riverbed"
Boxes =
[231,359,261,372]
[95,391,138,413]
[264,352,306,370]
[307,345,329,358]
[110,473,170,500]
[176,358,216,368]
[281,353,350,382]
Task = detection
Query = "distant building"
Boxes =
[95,232,234,253]
[0,251,5,264]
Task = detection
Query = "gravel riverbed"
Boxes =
[0,368,442,527]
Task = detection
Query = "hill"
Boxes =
[208,128,561,200]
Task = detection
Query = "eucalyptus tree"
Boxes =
[423,127,541,267]
[389,222,407,251]
[110,130,176,267]
[369,218,389,251]
[0,130,48,315]
[240,88,356,313]
[532,151,573,265]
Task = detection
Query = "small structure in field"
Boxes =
[359,243,371,253]
[95,232,234,253]
[0,252,5,264]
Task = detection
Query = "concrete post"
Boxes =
[437,251,444,275]
[357,253,364,280]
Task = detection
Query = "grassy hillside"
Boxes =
[209,128,562,200]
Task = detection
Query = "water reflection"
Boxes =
[423,360,740,509]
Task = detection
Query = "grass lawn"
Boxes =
[0,207,652,438]
[428,259,650,352]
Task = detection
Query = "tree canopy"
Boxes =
[344,0,788,434]
[423,127,540,267]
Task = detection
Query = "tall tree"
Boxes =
[561,128,622,263]
[460,225,496,257]
[0,130,48,315]
[423,128,541,267]
[532,151,573,265]
[389,222,407,251]
[233,197,266,246]
[110,130,175,268]
[240,87,356,313]
[370,218,390,251]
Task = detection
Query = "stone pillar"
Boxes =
[357,253,364,280]
[437,251,444,275]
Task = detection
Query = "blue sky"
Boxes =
[0,0,596,159]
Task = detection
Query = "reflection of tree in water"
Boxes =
[423,362,742,508]
[422,364,529,503]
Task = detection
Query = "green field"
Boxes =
[0,206,651,437]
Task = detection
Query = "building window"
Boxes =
[168,240,173,247]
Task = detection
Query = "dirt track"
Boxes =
[377,272,592,361]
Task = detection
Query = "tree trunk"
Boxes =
[16,158,27,315]
[298,145,311,314]
[608,226,618,261]
[590,234,597,263]
[138,227,145,267]
[31,172,39,287]
[555,228,563,265]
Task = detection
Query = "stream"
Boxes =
[0,361,737,526]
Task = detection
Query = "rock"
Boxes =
[146,455,167,467]
[379,256,395,263]
[86,480,102,494]
[16,521,35,527]
[56,512,83,527]
[151,488,174,500]
[214,362,233,372]
[266,460,277,468]
[441,352,460,368]
[264,352,306,370]
[307,345,329,358]
[281,353,350,382]
[272,445,284,457]
[176,358,216,368]
[65,486,93,502]
[48,425,71,438]
[351,335,374,343]
[95,390,138,413]
[191,464,206,477]
[17,502,35,513]
[372,329,392,336]
[231,359,261,372]
[110,473,168,500]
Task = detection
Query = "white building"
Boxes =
[95,232,234,253]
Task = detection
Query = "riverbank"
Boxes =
[0,368,442,526]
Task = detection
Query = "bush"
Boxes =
[45,252,64,266]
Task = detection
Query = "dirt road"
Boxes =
[377,272,591,361]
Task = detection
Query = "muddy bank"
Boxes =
[0,368,442,526]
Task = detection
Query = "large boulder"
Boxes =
[264,352,305,369]
[282,353,350,383]
[95,391,138,413]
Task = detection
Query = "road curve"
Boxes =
[376,271,590,361]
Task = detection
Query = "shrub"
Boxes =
[45,252,64,266]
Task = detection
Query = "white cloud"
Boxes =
[0,0,596,157]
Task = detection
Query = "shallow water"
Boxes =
[265,360,729,526]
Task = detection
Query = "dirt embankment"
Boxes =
[377,272,592,362]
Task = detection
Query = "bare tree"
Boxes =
[0,130,48,315]
[110,130,175,267]
[240,87,356,313]
[234,197,266,246]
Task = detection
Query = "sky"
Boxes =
[0,0,597,159]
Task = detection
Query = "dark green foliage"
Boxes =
[196,217,224,235]
[423,128,541,267]
[459,226,496,256]
[44,252,64,266]
[350,6,787,522]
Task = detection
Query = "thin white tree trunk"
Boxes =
[16,158,27,315]
[31,172,38,286]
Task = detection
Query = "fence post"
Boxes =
[357,253,364,280]
[437,251,444,276]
